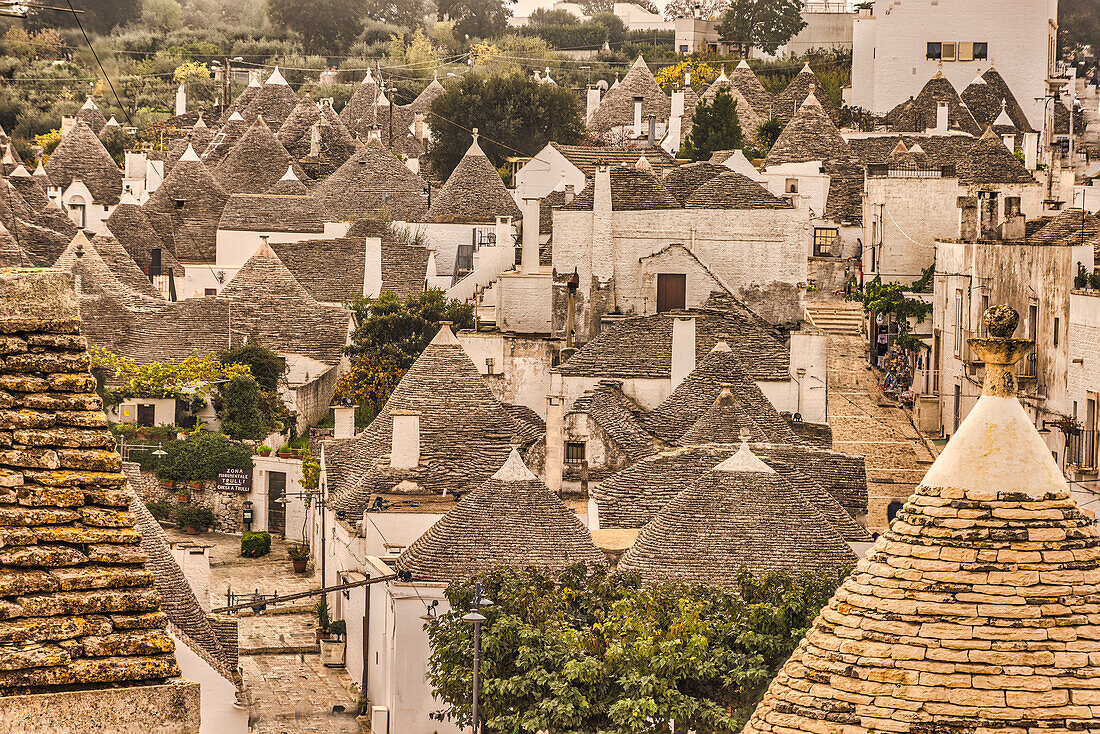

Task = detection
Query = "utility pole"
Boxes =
[223,56,231,110]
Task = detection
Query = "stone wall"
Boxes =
[132,465,247,534]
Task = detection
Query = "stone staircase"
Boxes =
[806,301,864,337]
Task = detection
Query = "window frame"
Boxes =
[926,41,942,59]
[564,441,586,465]
[973,42,988,60]
[941,41,957,61]
[813,227,839,257]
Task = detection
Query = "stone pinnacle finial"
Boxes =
[967,305,1032,397]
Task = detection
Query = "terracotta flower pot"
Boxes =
[176,493,190,503]
[292,559,307,573]
[189,481,202,490]
[258,449,271,457]
[161,481,175,490]
[184,525,199,535]
[278,452,293,459]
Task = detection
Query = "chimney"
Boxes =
[364,236,382,298]
[309,123,321,158]
[591,165,613,282]
[495,216,512,251]
[390,410,420,469]
[175,84,187,116]
[957,196,979,241]
[586,86,601,126]
[633,96,644,137]
[671,89,685,119]
[647,115,656,147]
[979,191,999,240]
[1001,196,1025,240]
[545,395,564,495]
[60,115,75,137]
[413,113,425,142]
[1024,131,1039,170]
[670,315,696,389]
[333,405,356,439]
[685,68,691,86]
[521,198,540,274]
[564,184,575,205]
[935,102,948,134]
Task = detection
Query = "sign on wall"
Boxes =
[216,468,252,493]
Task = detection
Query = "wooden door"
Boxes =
[656,273,686,313]
[136,404,155,427]
[267,471,286,535]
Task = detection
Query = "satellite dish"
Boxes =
[596,79,609,91]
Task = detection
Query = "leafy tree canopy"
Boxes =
[681,88,744,161]
[219,343,285,392]
[439,0,511,41]
[716,0,807,56]
[364,0,432,29]
[426,564,845,734]
[155,431,253,482]
[214,373,290,441]
[529,7,579,25]
[426,71,584,179]
[1060,0,1100,61]
[90,349,251,406]
[266,0,364,52]
[27,0,141,34]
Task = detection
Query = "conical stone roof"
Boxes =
[426,132,522,224]
[75,96,108,134]
[730,59,774,119]
[618,443,858,583]
[44,120,122,204]
[957,127,1037,186]
[340,70,380,137]
[144,144,229,262]
[395,449,606,582]
[316,136,428,221]
[886,71,981,136]
[201,112,249,168]
[764,92,851,167]
[743,308,1100,734]
[240,67,299,127]
[408,73,446,114]
[772,64,839,125]
[214,116,305,195]
[104,199,170,270]
[968,66,1033,132]
[9,164,50,211]
[277,94,322,149]
[589,56,670,133]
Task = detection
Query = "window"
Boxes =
[973,42,988,59]
[957,42,974,62]
[174,198,186,209]
[679,44,689,53]
[926,42,942,59]
[204,288,217,296]
[785,178,798,194]
[979,294,989,335]
[813,228,838,257]
[941,42,957,61]
[1054,317,1060,346]
[953,290,964,357]
[565,441,586,464]
[1087,396,1098,469]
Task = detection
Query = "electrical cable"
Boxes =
[64,0,131,126]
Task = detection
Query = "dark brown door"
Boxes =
[136,404,155,427]
[656,273,686,313]
[268,471,286,535]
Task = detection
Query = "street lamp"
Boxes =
[461,583,493,734]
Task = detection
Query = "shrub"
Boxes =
[155,432,253,483]
[241,531,272,558]
[176,505,217,530]
[289,542,311,562]
[146,500,175,522]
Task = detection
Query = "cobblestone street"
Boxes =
[824,329,939,533]
[165,529,362,733]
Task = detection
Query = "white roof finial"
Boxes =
[179,143,201,162]
[492,448,538,482]
[714,443,775,474]
[280,165,299,181]
[266,66,289,85]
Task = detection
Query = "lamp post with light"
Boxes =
[462,583,493,734]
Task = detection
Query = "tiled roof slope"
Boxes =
[1030,208,1099,247]
[339,72,380,138]
[592,442,869,531]
[0,269,179,693]
[963,67,1033,132]
[408,75,446,114]
[9,166,51,211]
[956,127,1038,186]
[569,380,662,462]
[214,116,306,195]
[316,137,428,222]
[200,114,249,168]
[125,469,237,685]
[426,134,522,224]
[89,231,162,299]
[295,120,357,178]
[618,444,858,583]
[103,202,172,274]
[588,56,671,132]
[642,342,799,444]
[558,304,789,381]
[772,64,839,125]
[660,162,725,205]
[166,124,214,171]
[742,326,1100,734]
[764,93,850,167]
[562,165,680,211]
[240,70,300,128]
[698,73,767,139]
[395,449,605,583]
[43,120,122,204]
[0,221,34,268]
[885,72,981,136]
[218,191,326,233]
[75,98,108,135]
[549,143,678,177]
[326,326,518,517]
[143,146,229,262]
[729,60,774,120]
[277,95,322,149]
[685,171,793,209]
[271,238,366,303]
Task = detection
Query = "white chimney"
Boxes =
[545,396,564,494]
[521,198,540,274]
[935,102,948,134]
[633,96,644,137]
[1024,131,1039,170]
[586,87,601,125]
[333,405,356,439]
[671,89,685,119]
[175,84,186,116]
[1002,134,1015,152]
[670,316,696,389]
[414,113,425,141]
[60,116,75,137]
[364,236,382,298]
[390,411,420,469]
[495,216,512,253]
[591,165,613,282]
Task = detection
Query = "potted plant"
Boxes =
[278,445,293,459]
[314,597,330,642]
[161,479,175,490]
[177,506,216,535]
[188,480,203,491]
[289,542,310,574]
[176,488,190,503]
[257,445,272,457]
[321,619,347,667]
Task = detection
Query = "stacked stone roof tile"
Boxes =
[426,135,522,224]
[956,127,1039,186]
[588,56,671,133]
[239,69,300,128]
[886,72,982,136]
[685,171,793,209]
[43,121,122,205]
[317,137,428,222]
[142,147,229,263]
[963,67,1033,132]
[563,165,680,211]
[618,444,858,583]
[772,64,839,125]
[339,72,380,138]
[569,380,661,462]
[729,61,774,121]
[214,117,307,196]
[0,268,180,694]
[395,449,605,582]
[660,162,726,206]
[549,143,678,178]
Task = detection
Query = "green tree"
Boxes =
[27,0,141,34]
[590,11,626,46]
[334,290,475,423]
[681,88,744,161]
[364,0,432,30]
[142,0,183,31]
[220,343,285,392]
[155,432,254,482]
[1060,0,1100,61]
[716,0,807,57]
[266,0,364,52]
[426,565,845,733]
[439,0,511,40]
[755,115,783,152]
[427,71,584,179]
[529,7,578,24]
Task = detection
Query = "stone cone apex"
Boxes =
[279,165,298,181]
[493,448,537,481]
[715,66,729,82]
[179,142,200,162]
[247,76,261,88]
[994,99,1014,127]
[194,113,207,129]
[266,66,289,85]
[713,441,774,473]
[802,90,821,108]
[362,68,374,84]
[635,155,652,171]
[431,322,459,345]
[228,110,244,121]
[81,96,99,110]
[741,307,1100,734]
[32,162,47,177]
[10,164,29,178]
[105,116,120,127]
[466,128,485,157]
[737,59,751,69]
